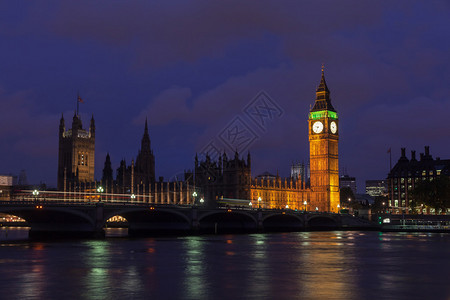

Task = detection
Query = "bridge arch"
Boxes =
[307,215,339,230]
[262,212,304,232]
[0,206,95,226]
[198,210,257,233]
[108,207,191,235]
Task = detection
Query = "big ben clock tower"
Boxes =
[308,67,340,212]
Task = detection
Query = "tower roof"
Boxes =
[310,67,336,112]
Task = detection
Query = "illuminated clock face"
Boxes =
[312,121,323,133]
[330,121,337,134]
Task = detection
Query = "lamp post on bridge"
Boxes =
[131,194,136,202]
[258,196,262,209]
[303,200,307,212]
[192,191,198,206]
[96,186,104,202]
[32,189,39,203]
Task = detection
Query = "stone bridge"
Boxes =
[0,201,376,237]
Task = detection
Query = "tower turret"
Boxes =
[59,114,65,138]
[134,118,156,185]
[308,66,340,212]
[90,115,95,138]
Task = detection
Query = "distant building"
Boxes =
[387,146,450,213]
[365,180,387,197]
[290,162,309,183]
[340,175,356,195]
[0,175,14,200]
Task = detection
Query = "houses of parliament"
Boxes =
[57,69,340,212]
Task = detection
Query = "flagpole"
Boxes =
[389,149,392,171]
[77,92,79,116]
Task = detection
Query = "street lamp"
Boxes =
[285,204,289,209]
[32,189,39,202]
[258,196,262,209]
[303,200,307,212]
[199,198,204,204]
[315,207,319,212]
[97,186,104,202]
[249,201,253,208]
[192,191,198,205]
[131,194,136,201]
[337,204,340,213]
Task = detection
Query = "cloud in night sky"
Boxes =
[1,1,450,192]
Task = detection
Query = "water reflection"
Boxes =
[248,234,270,297]
[183,237,207,299]
[18,243,46,299]
[83,241,113,299]
[1,231,450,299]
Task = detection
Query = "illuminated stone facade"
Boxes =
[57,113,96,190]
[196,69,340,212]
[308,69,340,212]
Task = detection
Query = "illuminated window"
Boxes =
[394,200,399,207]
[401,178,405,184]
[437,170,441,175]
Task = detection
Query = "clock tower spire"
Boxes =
[308,67,340,212]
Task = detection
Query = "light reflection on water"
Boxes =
[1,230,450,299]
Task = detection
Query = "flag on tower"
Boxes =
[78,96,84,103]
[387,148,391,154]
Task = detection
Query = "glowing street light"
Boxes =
[285,204,289,209]
[315,207,319,212]
[249,201,253,208]
[97,186,104,202]
[131,194,136,201]
[303,200,307,212]
[199,198,204,204]
[337,204,340,214]
[258,196,262,209]
[32,189,39,202]
[192,191,199,205]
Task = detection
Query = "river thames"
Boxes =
[1,228,450,299]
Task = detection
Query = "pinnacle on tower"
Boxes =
[311,66,336,112]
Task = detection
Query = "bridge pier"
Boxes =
[94,203,106,237]
[257,209,263,231]
[191,207,199,233]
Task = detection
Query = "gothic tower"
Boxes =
[308,67,340,212]
[134,119,156,185]
[57,112,96,190]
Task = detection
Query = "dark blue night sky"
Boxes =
[1,1,450,192]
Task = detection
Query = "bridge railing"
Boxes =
[10,190,195,206]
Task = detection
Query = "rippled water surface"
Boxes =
[1,228,450,299]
